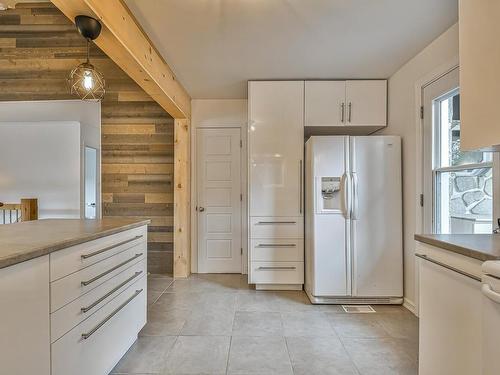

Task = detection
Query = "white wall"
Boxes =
[191,99,248,273]
[0,121,81,219]
[378,23,459,309]
[0,100,101,219]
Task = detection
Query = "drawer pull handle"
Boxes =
[257,266,297,270]
[81,253,143,287]
[415,253,481,282]
[81,271,143,313]
[256,221,296,225]
[256,244,296,248]
[81,289,143,340]
[81,235,143,259]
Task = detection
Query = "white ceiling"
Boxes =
[125,0,458,99]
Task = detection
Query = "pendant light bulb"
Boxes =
[68,16,105,101]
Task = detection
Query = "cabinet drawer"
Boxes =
[51,275,146,375]
[251,239,304,262]
[50,226,147,282]
[51,243,146,312]
[250,217,303,238]
[51,258,146,342]
[250,261,304,284]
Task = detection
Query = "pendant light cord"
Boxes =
[86,38,90,64]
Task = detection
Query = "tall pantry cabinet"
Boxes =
[248,81,305,289]
[247,79,387,290]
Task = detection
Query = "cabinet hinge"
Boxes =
[240,139,243,148]
[241,247,243,255]
[420,194,424,207]
[420,106,424,120]
[240,193,243,202]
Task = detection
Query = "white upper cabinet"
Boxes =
[248,81,304,217]
[305,81,346,127]
[345,80,387,127]
[459,0,500,150]
[304,80,387,129]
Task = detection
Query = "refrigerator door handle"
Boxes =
[340,173,350,219]
[299,160,303,214]
[351,172,359,220]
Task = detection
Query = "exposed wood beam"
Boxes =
[173,118,191,278]
[50,0,191,119]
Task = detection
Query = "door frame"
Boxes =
[413,56,459,316]
[191,124,247,275]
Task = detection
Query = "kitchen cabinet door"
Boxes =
[0,256,50,375]
[459,0,500,150]
[345,80,387,127]
[305,81,346,127]
[418,255,481,375]
[248,81,304,217]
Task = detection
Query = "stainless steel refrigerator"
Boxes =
[305,136,403,304]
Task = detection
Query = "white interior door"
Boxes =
[84,146,97,219]
[197,128,242,273]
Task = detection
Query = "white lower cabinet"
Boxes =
[51,275,146,375]
[50,258,146,342]
[417,243,482,375]
[250,261,304,285]
[0,224,148,375]
[250,239,304,262]
[0,256,50,375]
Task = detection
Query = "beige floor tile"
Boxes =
[327,314,390,339]
[281,312,336,337]
[148,290,163,306]
[273,291,319,312]
[375,312,419,340]
[286,336,359,375]
[227,336,293,375]
[115,274,419,375]
[232,311,283,336]
[164,335,230,374]
[148,274,174,293]
[111,336,176,374]
[235,291,280,312]
[371,305,411,314]
[180,308,235,336]
[140,306,189,336]
[342,338,418,375]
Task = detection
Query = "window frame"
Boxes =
[431,88,494,233]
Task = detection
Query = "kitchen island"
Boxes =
[0,218,149,375]
[414,233,500,375]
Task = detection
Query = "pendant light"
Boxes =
[68,15,105,101]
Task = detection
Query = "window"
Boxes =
[432,90,493,234]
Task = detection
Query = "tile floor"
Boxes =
[112,274,418,375]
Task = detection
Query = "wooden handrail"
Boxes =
[0,198,38,223]
[0,203,21,210]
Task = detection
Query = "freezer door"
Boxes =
[305,136,350,297]
[350,136,403,297]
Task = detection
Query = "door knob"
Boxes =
[199,207,205,212]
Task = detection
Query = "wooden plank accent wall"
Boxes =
[0,2,174,274]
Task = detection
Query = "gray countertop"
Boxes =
[0,218,150,270]
[415,233,500,262]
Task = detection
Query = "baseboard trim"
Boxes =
[403,298,417,316]
[255,284,303,291]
